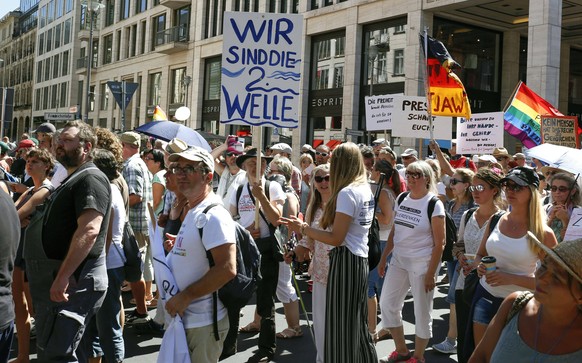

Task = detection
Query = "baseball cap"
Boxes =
[17,139,35,151]
[301,144,314,153]
[0,141,9,154]
[34,122,57,134]
[513,152,526,160]
[270,143,292,154]
[500,166,539,188]
[400,148,418,158]
[168,146,214,173]
[119,131,141,147]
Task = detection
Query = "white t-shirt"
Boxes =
[167,193,236,329]
[107,183,125,270]
[392,192,445,258]
[229,179,286,238]
[217,168,246,204]
[335,183,375,258]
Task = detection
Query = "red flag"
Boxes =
[420,35,471,119]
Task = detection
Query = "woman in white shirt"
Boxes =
[377,160,446,363]
[283,142,377,363]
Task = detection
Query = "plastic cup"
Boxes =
[465,253,476,265]
[481,256,497,274]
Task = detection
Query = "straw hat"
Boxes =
[530,234,582,284]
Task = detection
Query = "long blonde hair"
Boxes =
[320,142,368,229]
[305,164,330,225]
[528,185,546,255]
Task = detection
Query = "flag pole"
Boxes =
[254,126,262,230]
[503,81,522,113]
[422,27,434,142]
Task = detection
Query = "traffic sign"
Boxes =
[44,112,76,121]
[107,81,139,110]
[346,128,364,137]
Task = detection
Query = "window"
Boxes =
[148,72,162,105]
[63,19,71,44]
[311,33,345,91]
[40,5,46,28]
[334,37,345,58]
[92,40,99,68]
[174,6,190,39]
[51,84,58,108]
[115,30,121,61]
[35,88,41,110]
[54,24,61,48]
[89,85,95,112]
[56,0,64,18]
[47,0,55,24]
[121,0,130,20]
[65,0,73,13]
[44,58,51,81]
[393,49,404,76]
[105,0,115,26]
[36,61,42,82]
[315,68,329,90]
[100,83,109,110]
[136,0,147,14]
[38,33,44,55]
[62,50,69,76]
[394,25,405,34]
[43,86,49,109]
[152,14,166,48]
[317,40,331,60]
[103,34,113,64]
[140,21,146,54]
[130,24,137,57]
[204,57,221,100]
[46,28,52,52]
[171,67,186,104]
[53,54,60,78]
[333,64,344,88]
[60,82,67,108]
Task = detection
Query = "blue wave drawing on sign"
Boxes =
[222,67,246,78]
[267,71,300,81]
[245,85,300,95]
[220,119,299,128]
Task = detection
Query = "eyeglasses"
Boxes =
[316,151,328,157]
[314,175,330,183]
[468,185,485,193]
[495,156,507,162]
[550,185,571,193]
[270,169,282,174]
[544,171,557,177]
[145,156,155,161]
[225,152,237,157]
[501,181,525,192]
[405,172,424,179]
[449,178,463,186]
[170,166,203,175]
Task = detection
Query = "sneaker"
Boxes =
[379,350,412,363]
[432,338,457,354]
[134,319,164,335]
[125,309,151,324]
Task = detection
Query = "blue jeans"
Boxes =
[446,260,460,304]
[0,321,14,363]
[86,267,125,362]
[367,241,388,298]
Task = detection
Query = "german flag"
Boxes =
[420,35,471,119]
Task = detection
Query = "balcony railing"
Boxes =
[76,56,97,70]
[154,25,189,47]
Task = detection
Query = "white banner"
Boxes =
[564,207,582,241]
[456,112,504,154]
[365,95,396,131]
[220,12,303,128]
[390,95,452,139]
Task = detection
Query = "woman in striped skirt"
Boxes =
[282,142,377,363]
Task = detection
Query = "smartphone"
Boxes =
[303,164,315,175]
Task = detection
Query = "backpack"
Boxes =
[396,191,457,262]
[199,203,262,341]
[112,221,144,282]
[368,173,386,271]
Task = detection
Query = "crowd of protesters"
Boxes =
[0,124,581,363]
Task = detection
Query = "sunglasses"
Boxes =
[449,178,464,186]
[316,151,328,157]
[170,166,203,175]
[495,156,507,162]
[544,171,557,177]
[501,181,525,192]
[405,172,424,179]
[550,185,571,193]
[314,175,330,183]
[225,152,237,157]
[468,185,485,193]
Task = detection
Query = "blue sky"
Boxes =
[0,0,21,20]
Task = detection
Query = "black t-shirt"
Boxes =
[42,162,112,263]
[0,189,20,329]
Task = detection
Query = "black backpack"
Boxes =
[396,192,458,262]
[199,203,262,341]
[368,174,386,271]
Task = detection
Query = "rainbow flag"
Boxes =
[420,35,471,119]
[153,105,168,121]
[503,82,563,148]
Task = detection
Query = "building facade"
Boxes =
[4,0,580,154]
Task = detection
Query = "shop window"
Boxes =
[330,116,342,130]
[204,57,221,100]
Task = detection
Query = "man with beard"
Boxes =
[25,120,111,362]
[212,142,245,204]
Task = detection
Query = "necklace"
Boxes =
[173,198,188,209]
[533,305,580,362]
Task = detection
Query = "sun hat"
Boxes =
[270,143,292,155]
[492,147,510,158]
[168,146,214,173]
[165,138,189,154]
[513,152,526,160]
[500,166,539,188]
[528,233,582,284]
[119,131,141,147]
[478,154,497,163]
[236,148,273,169]
[301,144,314,153]
[400,148,418,158]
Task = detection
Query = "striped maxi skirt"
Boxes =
[324,246,377,363]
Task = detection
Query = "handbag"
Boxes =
[368,173,385,271]
[113,221,144,282]
[462,269,479,306]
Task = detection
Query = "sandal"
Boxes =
[239,322,260,333]
[276,327,303,339]
[376,329,392,342]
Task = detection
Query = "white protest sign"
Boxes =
[563,207,582,241]
[456,112,504,154]
[220,12,303,128]
[365,95,396,131]
[390,95,452,139]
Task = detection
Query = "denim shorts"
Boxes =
[471,283,504,325]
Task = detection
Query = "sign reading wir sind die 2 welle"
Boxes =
[220,12,303,129]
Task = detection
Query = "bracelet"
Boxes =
[300,223,308,235]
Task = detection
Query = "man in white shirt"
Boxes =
[165,147,236,363]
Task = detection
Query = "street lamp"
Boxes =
[80,0,104,124]
[182,75,191,108]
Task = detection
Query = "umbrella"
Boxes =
[134,121,211,151]
[526,143,582,174]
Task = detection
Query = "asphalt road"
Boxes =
[12,267,459,362]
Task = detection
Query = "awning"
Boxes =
[313,139,324,148]
[326,140,342,150]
